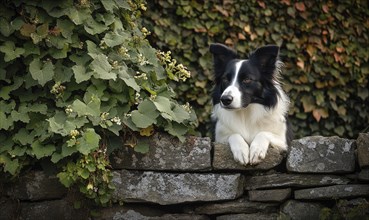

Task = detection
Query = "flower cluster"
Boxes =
[157,51,191,82]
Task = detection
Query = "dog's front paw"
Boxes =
[228,134,249,165]
[249,141,269,165]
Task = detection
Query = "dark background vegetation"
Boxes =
[142,0,369,139]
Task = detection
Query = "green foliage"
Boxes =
[57,149,114,206]
[0,0,196,205]
[320,200,369,220]
[142,0,369,138]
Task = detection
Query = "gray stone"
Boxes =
[20,199,87,220]
[110,133,212,171]
[98,210,209,220]
[213,143,284,170]
[94,204,165,220]
[248,188,291,202]
[0,198,17,220]
[287,136,355,173]
[359,168,369,181]
[192,197,279,215]
[244,173,350,190]
[216,213,278,220]
[357,133,369,168]
[281,200,325,220]
[294,184,369,200]
[6,171,67,201]
[112,170,244,205]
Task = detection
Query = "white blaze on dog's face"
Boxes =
[220,60,244,109]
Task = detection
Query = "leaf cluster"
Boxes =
[142,0,369,138]
[0,0,196,204]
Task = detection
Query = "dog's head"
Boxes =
[210,43,281,110]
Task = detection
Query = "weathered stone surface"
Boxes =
[110,133,212,171]
[96,209,209,220]
[0,198,18,220]
[216,213,278,220]
[112,170,244,205]
[294,184,369,200]
[244,173,350,190]
[359,168,369,181]
[281,200,325,220]
[248,188,291,202]
[20,199,88,220]
[213,143,284,170]
[191,197,279,215]
[6,171,67,201]
[334,198,369,218]
[287,136,355,173]
[357,133,369,168]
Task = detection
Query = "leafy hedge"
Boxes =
[142,0,369,138]
[0,0,196,205]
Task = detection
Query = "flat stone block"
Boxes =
[192,197,279,215]
[96,209,209,220]
[359,169,369,181]
[6,171,67,201]
[20,199,87,220]
[287,136,355,173]
[281,200,325,220]
[244,173,349,190]
[112,170,244,205]
[213,143,284,171]
[110,133,212,171]
[294,184,369,200]
[248,188,291,202]
[216,213,278,220]
[357,133,369,168]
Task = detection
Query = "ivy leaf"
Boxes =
[131,111,155,128]
[13,128,34,145]
[172,105,190,123]
[56,18,74,39]
[11,110,30,123]
[0,111,13,130]
[0,41,25,62]
[31,140,56,159]
[47,111,76,136]
[72,64,92,83]
[103,30,130,47]
[84,16,108,35]
[0,155,19,175]
[90,54,116,80]
[165,122,188,142]
[153,96,174,120]
[76,129,100,155]
[131,100,159,128]
[0,17,15,37]
[71,99,100,117]
[29,58,55,86]
[101,0,118,12]
[134,139,149,154]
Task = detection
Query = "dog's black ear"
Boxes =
[209,43,238,78]
[249,45,279,75]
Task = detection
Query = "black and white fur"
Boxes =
[210,43,292,165]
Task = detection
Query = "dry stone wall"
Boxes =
[1,132,369,220]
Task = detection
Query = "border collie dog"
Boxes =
[210,43,292,165]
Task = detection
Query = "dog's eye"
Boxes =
[242,77,252,84]
[222,78,230,84]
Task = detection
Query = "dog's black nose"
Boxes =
[221,95,233,106]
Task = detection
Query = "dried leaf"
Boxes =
[296,59,305,70]
[295,2,306,12]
